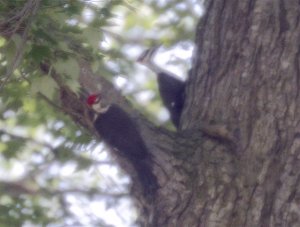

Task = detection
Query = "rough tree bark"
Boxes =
[42,0,300,226]
[163,0,300,226]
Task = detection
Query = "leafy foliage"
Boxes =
[0,0,200,225]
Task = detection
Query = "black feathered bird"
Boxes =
[137,46,185,128]
[86,94,158,195]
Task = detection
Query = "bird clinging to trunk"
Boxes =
[86,94,158,195]
[137,46,185,129]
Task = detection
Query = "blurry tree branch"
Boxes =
[0,0,41,91]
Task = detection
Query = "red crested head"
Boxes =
[86,94,100,106]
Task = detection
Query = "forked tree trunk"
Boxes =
[151,0,300,226]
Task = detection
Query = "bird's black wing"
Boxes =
[94,104,158,194]
[94,104,149,160]
[158,72,185,127]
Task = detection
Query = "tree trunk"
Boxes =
[151,0,300,226]
[46,1,300,226]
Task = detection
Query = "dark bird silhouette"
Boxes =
[86,94,158,195]
[137,46,185,128]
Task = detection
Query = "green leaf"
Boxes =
[76,156,93,171]
[0,36,6,47]
[32,29,57,45]
[30,76,57,99]
[2,140,24,159]
[84,27,102,50]
[22,98,36,113]
[58,41,70,52]
[29,45,51,62]
[54,147,74,163]
[53,57,80,80]
[65,78,80,92]
[66,2,82,15]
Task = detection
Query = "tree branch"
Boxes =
[0,0,41,91]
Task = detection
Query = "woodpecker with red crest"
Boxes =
[86,94,158,195]
[137,46,185,128]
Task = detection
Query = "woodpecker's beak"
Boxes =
[95,96,101,105]
[137,52,146,63]
[92,94,101,106]
[137,45,161,64]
